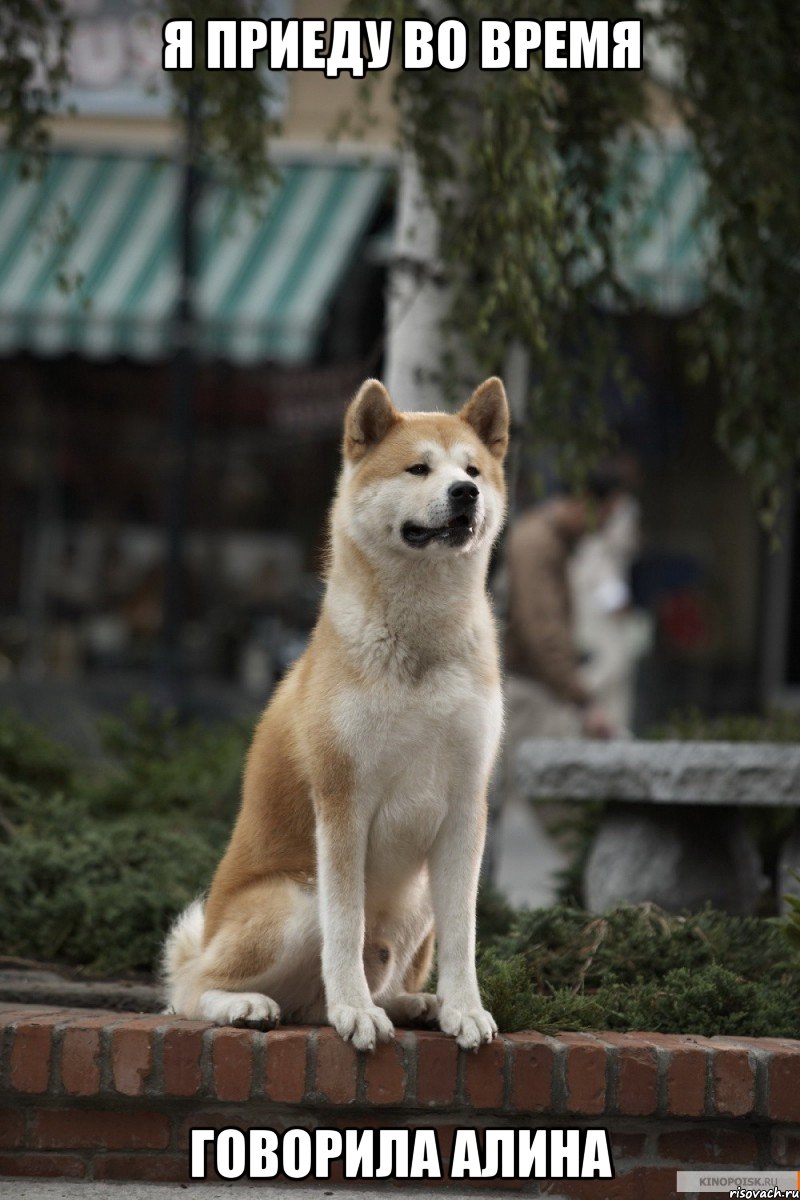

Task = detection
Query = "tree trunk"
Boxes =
[383,151,452,411]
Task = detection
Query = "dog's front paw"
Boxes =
[438,1002,497,1050]
[199,989,281,1029]
[384,992,440,1025]
[329,1003,394,1051]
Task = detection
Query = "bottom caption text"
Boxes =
[189,1126,614,1181]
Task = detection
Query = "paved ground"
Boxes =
[1,1182,544,1199]
[493,796,566,909]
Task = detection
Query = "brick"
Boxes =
[0,1152,86,1178]
[326,1158,353,1187]
[603,1034,658,1116]
[415,1032,458,1106]
[175,1111,233,1151]
[562,1033,606,1116]
[314,1029,358,1104]
[31,1109,170,1151]
[740,1036,800,1053]
[0,1106,25,1148]
[61,1012,122,1032]
[211,1027,254,1102]
[60,1027,102,1097]
[10,1016,63,1093]
[641,1166,684,1200]
[508,1033,555,1113]
[162,1022,207,1097]
[554,1172,645,1200]
[463,1036,506,1110]
[769,1048,800,1122]
[264,1029,308,1103]
[363,1035,407,1105]
[666,1045,708,1118]
[712,1048,755,1117]
[712,1035,785,1052]
[658,1128,758,1165]
[110,1024,155,1097]
[178,1113,308,1158]
[639,1031,714,1117]
[94,1154,189,1182]
[456,1174,524,1192]
[0,1006,64,1026]
[771,1129,800,1166]
[22,1007,116,1024]
[610,1133,647,1160]
[430,1123,457,1165]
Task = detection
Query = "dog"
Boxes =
[163,376,509,1051]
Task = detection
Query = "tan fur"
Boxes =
[404,928,436,994]
[163,377,509,1050]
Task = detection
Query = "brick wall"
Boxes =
[1,1004,799,1196]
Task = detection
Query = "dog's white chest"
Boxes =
[335,661,496,777]
[333,662,501,885]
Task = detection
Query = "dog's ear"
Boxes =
[344,379,400,462]
[459,377,509,460]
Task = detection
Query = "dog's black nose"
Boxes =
[448,480,479,508]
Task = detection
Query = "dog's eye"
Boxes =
[466,465,480,478]
[406,463,430,476]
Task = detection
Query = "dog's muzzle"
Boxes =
[401,482,480,548]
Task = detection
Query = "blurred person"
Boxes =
[570,490,653,733]
[504,469,627,743]
[489,469,628,908]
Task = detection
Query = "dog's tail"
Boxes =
[161,898,206,1014]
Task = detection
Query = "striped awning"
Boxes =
[0,152,389,363]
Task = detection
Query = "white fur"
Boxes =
[199,990,280,1027]
[161,897,204,993]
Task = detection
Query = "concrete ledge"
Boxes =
[0,970,161,1014]
[2,1004,800,1192]
[516,740,800,806]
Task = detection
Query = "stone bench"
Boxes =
[516,740,800,914]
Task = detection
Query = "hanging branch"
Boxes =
[0,0,72,167]
[660,0,800,528]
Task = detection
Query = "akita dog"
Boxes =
[163,376,509,1051]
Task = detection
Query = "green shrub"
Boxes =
[0,707,74,790]
[475,903,800,1037]
[0,701,246,975]
[785,873,800,954]
[90,697,248,819]
[494,903,795,990]
[478,958,800,1040]
[0,812,226,974]
[648,707,800,743]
